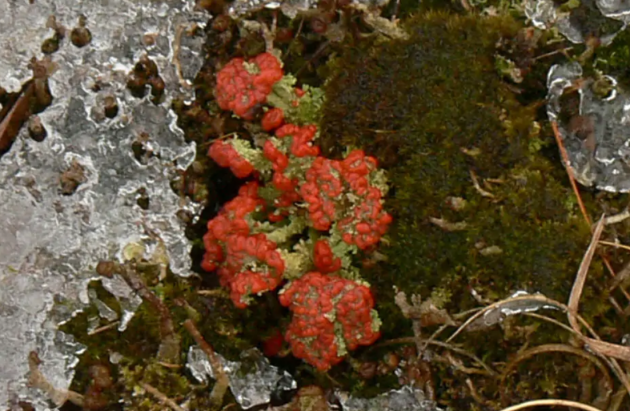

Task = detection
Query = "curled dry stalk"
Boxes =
[498,399,607,411]
[566,217,630,396]
[444,217,630,401]
[444,285,630,397]
[498,343,613,409]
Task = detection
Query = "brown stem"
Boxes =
[113,263,181,365]
[141,383,186,411]
[183,319,229,410]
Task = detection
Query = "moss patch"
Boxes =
[320,12,606,337]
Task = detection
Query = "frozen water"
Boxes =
[0,0,207,408]
[187,346,297,409]
[547,62,630,192]
[336,386,442,411]
[524,0,624,45]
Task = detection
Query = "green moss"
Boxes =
[117,361,194,411]
[320,11,606,340]
[594,27,630,86]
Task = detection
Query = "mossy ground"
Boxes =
[321,12,599,309]
[54,4,630,411]
[319,10,625,404]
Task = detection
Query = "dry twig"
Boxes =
[371,337,497,376]
[141,382,187,411]
[498,399,604,411]
[27,352,84,408]
[551,120,590,223]
[183,319,230,408]
[107,263,181,365]
[498,343,613,408]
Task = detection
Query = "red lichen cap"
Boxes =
[201,181,282,301]
[340,149,378,196]
[262,108,285,131]
[208,140,255,178]
[215,53,284,120]
[337,187,392,250]
[279,272,380,370]
[313,239,341,273]
[275,124,320,158]
[299,157,343,231]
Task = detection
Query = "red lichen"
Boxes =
[201,182,286,307]
[337,187,392,250]
[262,108,285,131]
[300,157,343,230]
[221,233,285,308]
[340,149,378,196]
[215,53,284,120]
[279,272,380,370]
[275,124,320,158]
[201,182,262,272]
[262,138,301,220]
[313,239,341,273]
[208,140,255,178]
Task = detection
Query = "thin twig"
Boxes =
[183,319,223,375]
[465,378,487,406]
[28,351,84,407]
[183,319,230,408]
[600,240,630,253]
[566,216,630,394]
[141,382,186,411]
[371,337,497,376]
[446,295,559,343]
[87,321,120,336]
[498,343,613,408]
[522,311,630,397]
[0,83,33,151]
[197,289,230,297]
[532,47,574,61]
[551,120,590,225]
[112,263,181,365]
[498,399,604,411]
[552,120,630,305]
[605,209,630,225]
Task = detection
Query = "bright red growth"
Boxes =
[340,149,379,195]
[275,124,320,158]
[313,239,341,273]
[201,182,286,308]
[208,140,255,178]
[261,108,285,131]
[300,157,343,230]
[215,53,284,120]
[279,272,380,370]
[337,187,392,250]
[263,138,301,220]
[223,234,285,308]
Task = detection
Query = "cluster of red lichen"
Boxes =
[208,139,255,178]
[204,52,389,369]
[279,272,380,371]
[201,182,286,308]
[215,53,284,120]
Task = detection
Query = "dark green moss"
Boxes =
[594,27,630,86]
[321,11,606,339]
